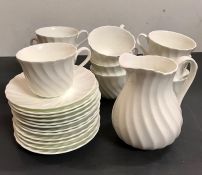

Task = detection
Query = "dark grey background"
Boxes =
[0,53,202,175]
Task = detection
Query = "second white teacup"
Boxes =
[137,30,197,81]
[16,43,91,98]
[30,26,88,47]
[88,25,136,66]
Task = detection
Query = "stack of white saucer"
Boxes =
[5,43,101,155]
[5,67,100,154]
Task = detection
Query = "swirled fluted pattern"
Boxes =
[19,58,74,98]
[94,73,126,99]
[5,67,98,110]
[112,71,183,150]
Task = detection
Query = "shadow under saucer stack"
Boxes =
[5,67,101,154]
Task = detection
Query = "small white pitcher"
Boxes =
[112,53,198,150]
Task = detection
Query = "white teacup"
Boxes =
[16,43,91,98]
[30,26,88,47]
[90,62,126,76]
[137,30,197,80]
[88,25,136,66]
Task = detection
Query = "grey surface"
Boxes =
[0,53,202,175]
[0,0,202,56]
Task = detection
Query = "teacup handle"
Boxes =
[131,48,138,55]
[76,30,89,47]
[137,33,149,54]
[120,24,138,55]
[120,24,125,29]
[30,37,38,45]
[76,47,91,69]
[174,56,198,104]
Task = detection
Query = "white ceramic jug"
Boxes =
[112,53,198,150]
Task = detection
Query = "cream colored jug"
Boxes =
[112,53,197,150]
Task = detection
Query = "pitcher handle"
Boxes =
[174,56,198,104]
[137,33,149,54]
[76,30,89,47]
[75,47,91,70]
[30,37,38,45]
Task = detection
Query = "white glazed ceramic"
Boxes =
[112,53,197,150]
[13,114,99,142]
[12,101,100,128]
[14,117,99,146]
[16,43,91,98]
[5,63,101,154]
[13,109,98,133]
[137,30,196,81]
[9,85,99,115]
[14,115,99,142]
[13,106,100,130]
[5,66,98,110]
[15,123,99,155]
[14,117,100,154]
[91,62,126,75]
[91,67,127,99]
[12,100,100,154]
[88,25,136,66]
[9,90,101,120]
[30,26,88,47]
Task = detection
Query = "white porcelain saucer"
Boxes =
[13,108,99,133]
[14,117,100,154]
[15,117,99,146]
[9,90,101,119]
[5,66,97,110]
[12,100,100,126]
[6,65,101,154]
[13,113,99,141]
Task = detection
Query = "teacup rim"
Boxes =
[91,60,120,68]
[148,30,197,51]
[88,25,136,57]
[16,43,77,63]
[90,65,126,77]
[35,26,79,38]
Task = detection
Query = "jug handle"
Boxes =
[137,33,149,54]
[174,56,198,104]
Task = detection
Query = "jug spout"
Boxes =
[173,56,198,105]
[119,53,177,75]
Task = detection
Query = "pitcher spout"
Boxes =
[119,53,177,75]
